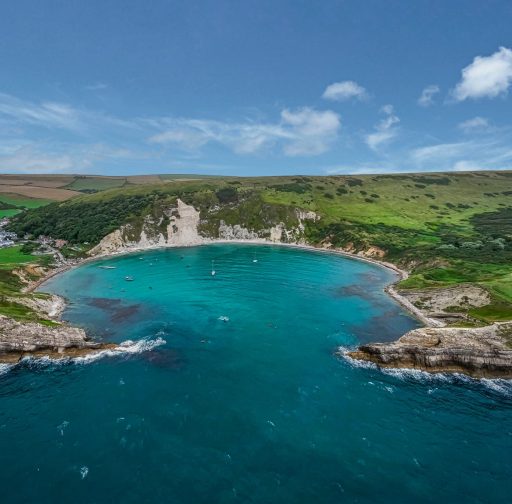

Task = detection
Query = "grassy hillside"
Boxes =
[4,171,512,324]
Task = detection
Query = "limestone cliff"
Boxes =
[345,323,512,378]
[89,199,318,256]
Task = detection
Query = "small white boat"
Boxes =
[98,265,116,270]
[124,276,134,282]
[211,260,216,276]
[252,252,258,263]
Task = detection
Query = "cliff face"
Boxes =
[89,199,319,256]
[345,324,512,378]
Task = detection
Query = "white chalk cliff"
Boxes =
[89,199,318,256]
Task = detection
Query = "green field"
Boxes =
[0,195,54,217]
[0,246,38,268]
[65,176,128,192]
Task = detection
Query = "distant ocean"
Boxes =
[1,244,510,503]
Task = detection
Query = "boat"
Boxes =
[211,260,216,276]
[124,276,134,282]
[98,265,116,270]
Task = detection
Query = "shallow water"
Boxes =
[1,244,511,504]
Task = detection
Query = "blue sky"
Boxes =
[1,0,512,176]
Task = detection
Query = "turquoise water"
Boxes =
[1,244,511,504]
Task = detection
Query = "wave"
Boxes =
[0,363,14,376]
[72,337,166,364]
[338,346,512,397]
[0,337,166,375]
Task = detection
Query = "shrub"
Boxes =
[215,187,238,203]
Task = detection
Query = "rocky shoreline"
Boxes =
[344,323,512,378]
[0,315,117,364]
[4,202,512,378]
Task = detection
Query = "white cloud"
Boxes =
[411,142,468,164]
[365,105,400,151]
[452,160,481,171]
[85,82,108,91]
[0,93,82,131]
[149,108,341,157]
[149,127,211,151]
[453,46,512,101]
[0,142,140,174]
[280,108,340,155]
[322,81,368,102]
[418,85,440,107]
[0,146,74,172]
[409,136,512,172]
[458,116,490,132]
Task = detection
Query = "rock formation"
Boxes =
[0,315,116,363]
[345,323,512,378]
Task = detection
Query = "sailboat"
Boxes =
[211,260,216,276]
[252,252,258,263]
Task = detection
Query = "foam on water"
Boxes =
[73,336,167,364]
[0,363,13,375]
[339,345,512,397]
[0,337,166,375]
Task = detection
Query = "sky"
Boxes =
[1,0,512,176]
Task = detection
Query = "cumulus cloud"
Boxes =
[149,108,341,157]
[365,105,400,151]
[418,85,440,107]
[458,116,490,133]
[280,108,340,155]
[453,46,512,101]
[322,81,368,102]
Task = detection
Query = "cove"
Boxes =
[0,244,511,504]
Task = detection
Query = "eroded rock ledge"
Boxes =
[0,315,116,364]
[345,323,512,378]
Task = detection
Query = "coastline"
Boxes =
[33,238,433,327]
[14,238,512,379]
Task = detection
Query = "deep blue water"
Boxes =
[1,244,511,504]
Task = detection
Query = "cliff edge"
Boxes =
[345,323,512,378]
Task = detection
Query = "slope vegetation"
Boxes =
[6,171,512,324]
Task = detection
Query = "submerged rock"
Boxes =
[345,323,512,378]
[0,315,116,363]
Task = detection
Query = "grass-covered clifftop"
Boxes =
[6,171,512,324]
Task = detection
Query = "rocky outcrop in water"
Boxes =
[0,315,116,363]
[345,323,512,378]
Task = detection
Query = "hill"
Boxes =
[4,170,512,325]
